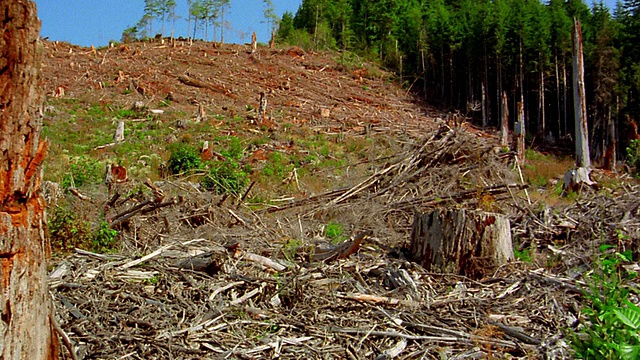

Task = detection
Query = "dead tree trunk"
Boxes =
[500,92,509,147]
[410,209,513,279]
[0,1,59,358]
[515,101,526,164]
[572,18,590,168]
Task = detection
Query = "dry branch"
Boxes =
[178,74,235,97]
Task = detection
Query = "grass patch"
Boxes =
[523,149,573,189]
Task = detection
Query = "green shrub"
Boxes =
[570,245,640,359]
[92,221,119,253]
[168,143,201,174]
[48,206,92,252]
[201,160,248,195]
[62,156,103,188]
[221,136,245,160]
[325,221,347,244]
[626,139,640,177]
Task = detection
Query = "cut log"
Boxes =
[410,209,513,279]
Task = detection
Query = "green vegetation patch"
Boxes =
[570,244,640,359]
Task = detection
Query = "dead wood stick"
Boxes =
[312,231,372,262]
[338,292,420,308]
[144,178,165,200]
[141,197,178,214]
[109,199,152,228]
[375,338,407,360]
[93,142,117,150]
[242,337,313,356]
[228,209,251,227]
[237,180,256,207]
[69,188,91,200]
[326,164,398,206]
[178,74,235,97]
[241,252,286,272]
[209,281,244,301]
[527,272,584,295]
[74,248,124,261]
[329,327,517,349]
[488,321,541,345]
[263,188,347,213]
[230,285,263,305]
[50,310,78,360]
[390,183,527,209]
[118,238,206,270]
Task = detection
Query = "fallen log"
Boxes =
[177,74,235,97]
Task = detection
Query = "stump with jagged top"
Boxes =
[410,209,513,279]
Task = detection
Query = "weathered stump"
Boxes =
[563,167,596,193]
[410,209,513,278]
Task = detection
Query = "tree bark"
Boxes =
[410,209,513,279]
[572,18,591,168]
[0,1,59,358]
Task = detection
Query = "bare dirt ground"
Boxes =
[41,40,640,359]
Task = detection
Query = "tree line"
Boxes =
[123,0,277,43]
[277,0,640,167]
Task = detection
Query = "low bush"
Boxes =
[626,139,640,177]
[62,156,103,188]
[201,160,248,195]
[168,143,201,174]
[570,245,640,359]
[48,206,92,252]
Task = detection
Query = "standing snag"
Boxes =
[572,17,590,169]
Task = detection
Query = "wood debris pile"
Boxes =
[51,233,580,359]
[49,126,615,359]
[513,178,640,272]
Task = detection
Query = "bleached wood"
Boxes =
[114,120,125,142]
[410,209,513,278]
[572,18,591,168]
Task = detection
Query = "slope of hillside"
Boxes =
[41,40,639,360]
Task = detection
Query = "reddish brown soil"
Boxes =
[41,40,439,135]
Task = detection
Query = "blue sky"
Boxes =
[34,0,302,47]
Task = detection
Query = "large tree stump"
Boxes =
[0,1,59,358]
[410,209,513,278]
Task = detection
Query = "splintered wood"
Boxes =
[410,209,513,278]
[43,112,637,359]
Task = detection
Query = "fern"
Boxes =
[613,301,640,330]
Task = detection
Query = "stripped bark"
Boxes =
[500,92,509,147]
[410,209,513,278]
[572,18,591,168]
[0,0,59,358]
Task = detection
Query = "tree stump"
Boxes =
[114,120,125,142]
[410,209,513,279]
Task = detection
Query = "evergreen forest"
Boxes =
[276,0,640,166]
